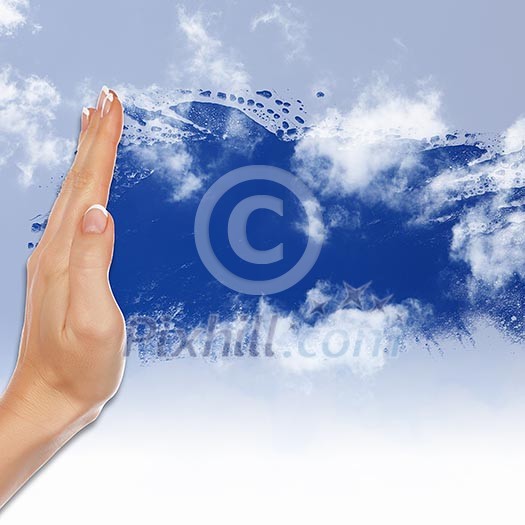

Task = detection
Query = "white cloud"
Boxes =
[423,153,525,219]
[0,66,72,186]
[146,289,421,376]
[503,117,525,154]
[423,117,525,220]
[251,3,308,60]
[212,294,417,376]
[297,198,326,243]
[128,142,204,202]
[424,117,525,290]
[0,0,28,35]
[293,82,447,197]
[166,151,203,201]
[451,196,525,289]
[174,7,250,92]
[128,280,423,376]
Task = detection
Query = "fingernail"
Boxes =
[83,204,108,234]
[81,107,90,132]
[96,86,107,110]
[97,85,114,118]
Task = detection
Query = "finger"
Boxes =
[78,107,95,146]
[68,204,120,333]
[52,87,123,251]
[34,102,101,255]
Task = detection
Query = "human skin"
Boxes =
[0,87,126,509]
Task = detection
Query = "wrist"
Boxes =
[1,367,100,445]
[0,370,99,510]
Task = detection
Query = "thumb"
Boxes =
[68,204,119,325]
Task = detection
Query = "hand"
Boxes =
[0,86,126,509]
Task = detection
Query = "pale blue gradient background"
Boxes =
[1,1,525,523]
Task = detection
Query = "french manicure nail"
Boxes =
[97,85,114,118]
[83,204,109,234]
[96,85,109,110]
[81,107,90,132]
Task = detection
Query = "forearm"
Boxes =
[0,374,98,509]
